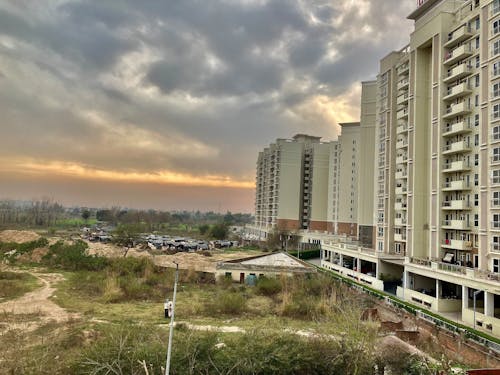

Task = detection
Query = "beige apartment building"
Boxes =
[323,0,500,337]
[252,134,333,238]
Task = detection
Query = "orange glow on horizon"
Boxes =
[1,158,254,189]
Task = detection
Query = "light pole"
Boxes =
[473,289,482,330]
[165,262,179,375]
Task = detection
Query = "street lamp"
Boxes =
[473,289,482,330]
[165,262,179,375]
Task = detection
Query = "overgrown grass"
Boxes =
[0,271,40,300]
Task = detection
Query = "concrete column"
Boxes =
[356,258,361,272]
[462,286,469,310]
[485,291,495,317]
[435,279,441,299]
[403,271,408,289]
[339,254,343,267]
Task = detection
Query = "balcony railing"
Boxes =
[444,44,473,66]
[443,64,473,83]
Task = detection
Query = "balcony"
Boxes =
[443,64,473,84]
[442,199,471,210]
[397,123,409,134]
[443,44,473,66]
[443,102,471,119]
[395,186,408,195]
[442,219,470,230]
[491,199,500,209]
[396,138,408,149]
[395,202,407,210]
[397,63,409,75]
[397,108,409,119]
[396,155,408,164]
[442,239,473,251]
[443,82,472,102]
[442,120,472,137]
[442,179,471,191]
[395,170,408,179]
[397,79,409,91]
[442,140,471,155]
[444,25,473,49]
[394,233,407,242]
[394,217,407,226]
[397,93,409,105]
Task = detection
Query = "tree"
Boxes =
[81,210,91,223]
[198,224,209,235]
[112,223,144,247]
[210,223,228,240]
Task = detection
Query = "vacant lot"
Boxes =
[0,231,470,374]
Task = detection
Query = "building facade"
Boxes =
[323,0,500,337]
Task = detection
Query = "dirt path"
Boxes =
[0,272,79,332]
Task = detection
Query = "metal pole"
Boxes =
[165,262,179,375]
[473,290,481,331]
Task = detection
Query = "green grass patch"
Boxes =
[0,271,40,301]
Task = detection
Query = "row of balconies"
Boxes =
[442,119,472,137]
[444,44,473,66]
[443,82,472,102]
[442,139,471,155]
[444,24,473,49]
[442,179,471,191]
[443,160,471,173]
[443,64,473,84]
[443,102,471,120]
[442,199,471,210]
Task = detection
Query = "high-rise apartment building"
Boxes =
[252,135,333,237]
[322,0,500,337]
[327,123,361,237]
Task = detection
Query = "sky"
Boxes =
[0,0,414,212]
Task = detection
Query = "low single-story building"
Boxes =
[215,252,316,283]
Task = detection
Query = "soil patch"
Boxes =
[0,230,40,243]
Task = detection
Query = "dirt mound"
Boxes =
[17,247,49,263]
[0,230,40,243]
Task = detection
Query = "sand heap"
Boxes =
[0,230,41,243]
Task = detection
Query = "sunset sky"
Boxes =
[0,0,414,212]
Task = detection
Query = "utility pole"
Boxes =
[165,262,179,375]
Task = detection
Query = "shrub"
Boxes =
[205,291,247,315]
[42,240,108,271]
[256,276,282,296]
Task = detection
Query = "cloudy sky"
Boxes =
[0,0,414,212]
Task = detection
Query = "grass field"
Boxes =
[0,271,40,301]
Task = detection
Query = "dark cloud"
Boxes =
[0,0,414,206]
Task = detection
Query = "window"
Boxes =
[494,147,500,162]
[475,94,479,107]
[493,104,500,120]
[476,16,480,30]
[476,37,480,49]
[494,62,500,77]
[475,114,479,126]
[475,174,479,186]
[494,191,500,206]
[475,214,479,227]
[494,82,500,98]
[495,20,500,36]
[475,153,479,166]
[494,236,500,251]
[475,134,479,146]
[494,126,500,141]
[495,170,500,184]
[494,213,500,228]
[378,227,383,237]
[378,241,383,252]
[475,74,480,87]
[476,55,480,68]
[475,193,479,206]
[494,259,500,273]
[494,0,500,16]
[493,40,500,56]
